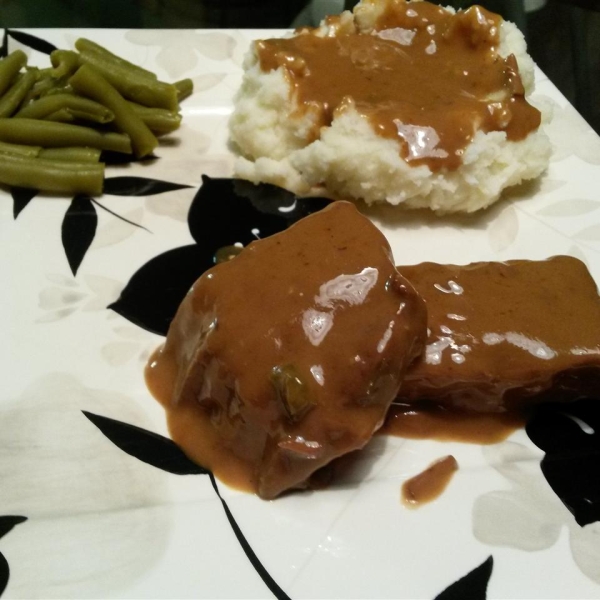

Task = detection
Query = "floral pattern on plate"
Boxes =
[1,27,600,600]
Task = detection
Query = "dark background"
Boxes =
[1,0,597,132]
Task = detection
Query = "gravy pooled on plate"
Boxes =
[401,455,458,507]
[397,256,600,412]
[146,201,427,499]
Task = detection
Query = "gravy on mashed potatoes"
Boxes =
[230,0,551,213]
[257,2,540,171]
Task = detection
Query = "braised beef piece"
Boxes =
[397,256,600,412]
[146,201,426,499]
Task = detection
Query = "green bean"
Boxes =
[44,85,74,97]
[0,38,192,196]
[38,66,55,76]
[0,50,27,97]
[22,65,39,79]
[0,140,41,157]
[0,70,37,118]
[22,75,64,104]
[44,108,75,122]
[0,153,104,195]
[75,38,157,81]
[62,107,113,123]
[70,65,157,157]
[174,78,193,102]
[16,93,114,123]
[39,147,101,162]
[77,50,178,110]
[0,118,132,153]
[40,79,72,97]
[128,102,181,135]
[50,49,80,79]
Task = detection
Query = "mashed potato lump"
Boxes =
[229,0,551,213]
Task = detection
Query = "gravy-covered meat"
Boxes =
[397,256,600,412]
[146,201,426,499]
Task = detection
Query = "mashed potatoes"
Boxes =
[229,0,551,213]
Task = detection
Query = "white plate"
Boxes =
[1,28,600,600]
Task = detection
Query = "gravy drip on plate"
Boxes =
[398,256,600,412]
[145,201,427,499]
[381,402,526,444]
[402,455,459,507]
[257,1,541,171]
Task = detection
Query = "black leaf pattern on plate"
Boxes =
[209,473,291,600]
[109,244,208,335]
[82,411,207,475]
[0,553,9,598]
[61,195,97,276]
[4,151,189,277]
[99,151,158,166]
[83,411,290,599]
[187,176,329,245]
[91,199,150,232]
[103,176,190,197]
[0,517,27,542]
[6,29,57,55]
[434,556,493,600]
[526,398,600,526]
[11,187,37,219]
[110,176,330,334]
[0,30,8,58]
[0,516,27,598]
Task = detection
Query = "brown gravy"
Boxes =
[145,201,427,499]
[146,250,600,500]
[397,257,600,413]
[257,1,540,171]
[381,402,526,444]
[402,455,459,507]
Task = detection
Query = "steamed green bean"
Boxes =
[50,50,80,79]
[0,118,132,153]
[0,140,41,157]
[174,78,193,102]
[0,70,37,118]
[0,37,192,196]
[0,51,27,97]
[16,93,114,123]
[44,109,75,122]
[63,107,113,123]
[44,85,74,97]
[39,147,101,162]
[0,153,104,195]
[128,102,182,135]
[23,75,65,104]
[70,65,157,157]
[77,50,178,110]
[75,38,157,81]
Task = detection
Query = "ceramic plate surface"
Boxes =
[1,28,600,600]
